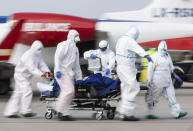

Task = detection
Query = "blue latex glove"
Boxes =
[90,54,96,59]
[105,68,110,75]
[171,72,183,89]
[56,72,61,79]
[171,72,176,77]
[144,55,153,63]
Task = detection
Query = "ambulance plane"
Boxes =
[0,0,192,94]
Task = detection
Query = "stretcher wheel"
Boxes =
[95,111,103,120]
[45,112,53,119]
[107,110,115,120]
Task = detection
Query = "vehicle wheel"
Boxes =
[0,81,9,95]
[95,111,103,120]
[107,109,115,120]
[45,112,53,120]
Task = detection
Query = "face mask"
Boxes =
[34,48,42,55]
[134,32,139,40]
[100,47,107,52]
[74,36,80,43]
[161,49,167,55]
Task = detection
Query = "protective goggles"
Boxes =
[100,47,107,52]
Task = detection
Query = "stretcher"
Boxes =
[38,74,120,120]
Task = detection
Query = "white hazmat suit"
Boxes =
[54,30,82,118]
[116,26,148,119]
[84,40,115,78]
[146,41,187,118]
[4,40,50,117]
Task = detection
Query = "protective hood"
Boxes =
[30,40,44,55]
[67,29,80,43]
[158,40,168,56]
[99,40,108,52]
[125,26,139,40]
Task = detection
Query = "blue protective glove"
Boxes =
[105,68,110,75]
[171,72,183,89]
[56,72,61,79]
[171,72,175,77]
[144,55,153,63]
[90,54,96,59]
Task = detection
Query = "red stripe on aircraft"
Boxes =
[140,36,193,50]
[0,56,10,60]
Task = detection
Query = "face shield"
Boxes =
[158,41,168,56]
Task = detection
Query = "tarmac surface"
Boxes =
[0,82,193,131]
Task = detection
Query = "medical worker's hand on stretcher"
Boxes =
[41,72,53,78]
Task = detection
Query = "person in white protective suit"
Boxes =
[4,40,51,118]
[54,29,82,121]
[145,40,187,119]
[116,26,153,121]
[83,40,115,78]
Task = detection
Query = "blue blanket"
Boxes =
[75,73,120,96]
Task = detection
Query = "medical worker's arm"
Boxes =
[38,56,50,73]
[74,47,82,80]
[168,54,174,72]
[147,54,156,83]
[25,56,44,77]
[83,50,97,60]
[127,39,147,57]
[54,43,68,72]
[107,51,116,71]
[147,62,154,83]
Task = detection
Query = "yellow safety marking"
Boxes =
[0,49,12,56]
